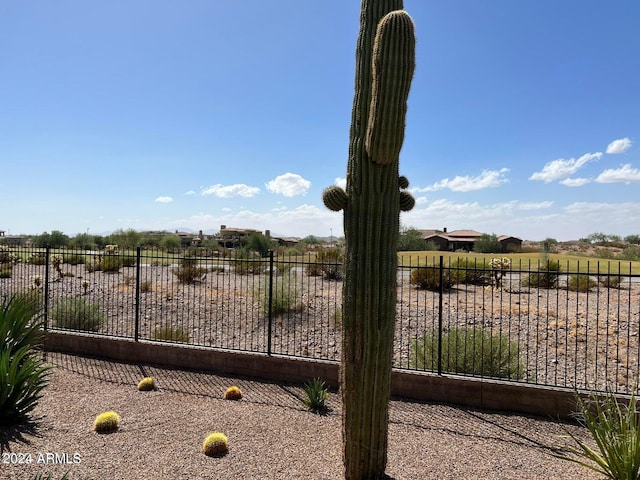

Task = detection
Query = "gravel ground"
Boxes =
[2,352,603,480]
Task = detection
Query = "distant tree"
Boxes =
[70,233,96,250]
[542,237,558,253]
[472,233,502,254]
[587,232,608,244]
[624,234,640,245]
[32,230,69,248]
[159,234,182,253]
[300,235,324,246]
[398,227,425,251]
[106,229,141,249]
[244,233,277,257]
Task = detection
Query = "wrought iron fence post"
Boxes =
[134,246,141,342]
[437,255,444,375]
[43,245,51,330]
[267,249,274,355]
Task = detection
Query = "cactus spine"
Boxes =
[322,1,415,478]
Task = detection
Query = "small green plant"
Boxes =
[303,378,329,413]
[410,266,455,291]
[93,410,120,433]
[523,259,561,288]
[0,266,12,278]
[224,385,243,400]
[63,254,85,265]
[174,257,207,283]
[153,325,189,342]
[411,327,526,380]
[51,298,106,332]
[450,258,492,286]
[260,274,304,315]
[27,253,47,265]
[100,255,123,273]
[0,294,51,426]
[557,390,640,480]
[202,432,228,457]
[567,274,597,292]
[233,249,266,275]
[600,275,623,289]
[137,377,156,391]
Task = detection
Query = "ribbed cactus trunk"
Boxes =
[323,1,415,479]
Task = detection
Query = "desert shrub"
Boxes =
[410,266,455,291]
[260,274,304,315]
[0,266,12,278]
[449,258,491,285]
[93,411,120,433]
[523,259,561,288]
[50,298,106,332]
[63,254,85,265]
[100,255,123,273]
[600,275,623,289]
[0,294,51,426]
[27,253,47,265]
[121,255,136,267]
[202,432,228,457]
[557,390,640,480]
[567,274,597,292]
[174,258,207,283]
[305,248,343,280]
[303,378,329,413]
[233,249,266,275]
[619,245,640,262]
[140,280,153,293]
[411,327,526,380]
[153,325,189,342]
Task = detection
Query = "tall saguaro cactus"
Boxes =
[322,1,415,478]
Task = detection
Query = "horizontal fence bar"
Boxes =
[1,246,639,394]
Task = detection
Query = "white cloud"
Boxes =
[560,178,591,187]
[154,196,173,203]
[516,201,554,210]
[185,190,196,196]
[200,183,260,198]
[606,137,632,154]
[595,164,640,183]
[415,196,427,205]
[335,177,346,189]
[422,168,510,192]
[529,152,602,183]
[265,173,311,197]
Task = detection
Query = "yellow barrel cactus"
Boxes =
[93,411,120,433]
[137,376,157,391]
[223,385,243,400]
[202,432,228,457]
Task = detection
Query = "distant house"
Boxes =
[215,225,262,248]
[418,228,522,252]
[0,230,29,247]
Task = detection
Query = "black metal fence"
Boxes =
[1,246,639,394]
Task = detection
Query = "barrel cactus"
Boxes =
[137,376,156,391]
[93,411,120,433]
[202,432,228,457]
[321,1,415,478]
[223,385,243,400]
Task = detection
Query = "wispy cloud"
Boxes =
[200,184,260,198]
[154,196,173,203]
[265,173,311,197]
[560,178,590,187]
[595,164,640,183]
[335,177,346,189]
[606,137,632,154]
[420,168,509,192]
[529,152,602,183]
[185,190,196,196]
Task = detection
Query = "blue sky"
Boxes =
[1,1,639,241]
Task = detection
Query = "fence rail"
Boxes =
[1,246,639,394]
